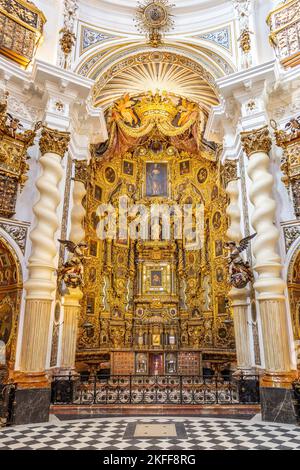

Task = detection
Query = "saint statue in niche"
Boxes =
[146,162,168,197]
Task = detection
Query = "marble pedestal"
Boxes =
[13,388,51,425]
[260,387,298,424]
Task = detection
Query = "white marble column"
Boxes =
[241,126,294,387]
[18,127,70,387]
[226,175,253,373]
[60,168,86,373]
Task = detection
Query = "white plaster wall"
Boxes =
[253,0,276,66]
[33,0,63,65]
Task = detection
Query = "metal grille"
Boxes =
[51,374,260,406]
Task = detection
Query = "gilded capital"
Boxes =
[222,160,238,187]
[39,126,70,158]
[240,126,272,158]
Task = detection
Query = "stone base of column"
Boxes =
[260,387,297,424]
[13,387,51,425]
[11,372,51,425]
[260,371,298,424]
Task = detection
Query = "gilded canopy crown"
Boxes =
[135,92,178,122]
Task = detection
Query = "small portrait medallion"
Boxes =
[197,167,208,184]
[105,166,116,183]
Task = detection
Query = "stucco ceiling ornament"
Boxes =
[134,0,175,48]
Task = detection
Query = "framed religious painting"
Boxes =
[142,263,171,295]
[179,159,190,176]
[145,162,168,197]
[122,159,135,177]
[150,270,162,287]
[212,211,222,230]
[89,240,98,257]
[94,184,102,202]
[215,240,223,257]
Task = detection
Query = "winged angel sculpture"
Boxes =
[57,240,88,294]
[224,234,256,289]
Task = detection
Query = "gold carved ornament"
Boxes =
[240,125,272,157]
[0,92,41,217]
[0,0,46,68]
[93,92,212,162]
[267,0,300,69]
[39,126,71,158]
[134,0,175,48]
[271,118,300,218]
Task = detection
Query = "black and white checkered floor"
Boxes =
[0,416,300,450]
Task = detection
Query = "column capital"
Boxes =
[39,126,70,158]
[240,125,272,157]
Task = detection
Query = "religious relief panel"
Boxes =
[76,91,233,375]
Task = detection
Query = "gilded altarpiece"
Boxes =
[76,93,235,375]
[0,238,22,370]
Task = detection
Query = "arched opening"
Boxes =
[288,247,300,369]
[0,238,22,373]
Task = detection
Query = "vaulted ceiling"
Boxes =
[92,51,219,110]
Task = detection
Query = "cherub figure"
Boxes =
[224,233,256,289]
[57,240,88,294]
[6,114,23,137]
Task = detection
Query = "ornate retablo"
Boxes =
[0,0,46,67]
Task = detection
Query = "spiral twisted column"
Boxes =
[226,176,252,373]
[60,173,86,372]
[241,126,294,389]
[19,127,70,382]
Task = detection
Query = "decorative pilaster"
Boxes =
[225,163,252,373]
[233,0,254,69]
[241,126,297,423]
[60,161,86,373]
[58,0,78,70]
[14,127,70,425]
